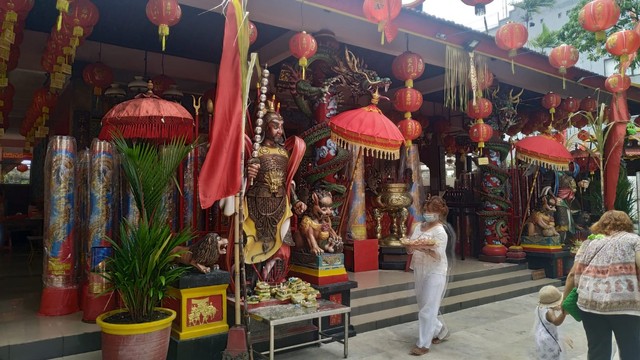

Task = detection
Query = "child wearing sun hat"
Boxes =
[534,285,567,360]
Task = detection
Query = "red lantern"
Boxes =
[605,30,640,69]
[530,110,551,131]
[552,108,570,131]
[391,51,424,87]
[249,21,258,45]
[579,0,620,41]
[82,62,114,95]
[0,0,34,33]
[495,22,528,58]
[466,98,493,120]
[16,164,28,172]
[469,121,493,149]
[580,96,598,112]
[398,118,422,146]
[572,114,589,129]
[560,97,580,114]
[62,0,99,39]
[604,73,631,93]
[289,31,317,80]
[362,0,402,44]
[461,0,494,16]
[549,44,579,74]
[150,74,176,96]
[146,0,182,51]
[393,88,423,115]
[542,92,561,119]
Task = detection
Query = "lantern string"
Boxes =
[300,0,304,30]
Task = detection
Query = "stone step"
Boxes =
[351,277,561,334]
[350,263,528,300]
[350,269,536,317]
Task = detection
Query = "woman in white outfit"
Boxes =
[406,196,450,356]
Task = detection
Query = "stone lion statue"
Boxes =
[526,187,560,237]
[172,232,229,273]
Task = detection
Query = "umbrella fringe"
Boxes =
[331,133,399,160]
[516,153,569,171]
[99,124,194,143]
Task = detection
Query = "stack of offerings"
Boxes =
[247,277,320,308]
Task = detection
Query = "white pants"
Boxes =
[414,271,446,348]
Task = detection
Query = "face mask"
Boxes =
[423,213,438,223]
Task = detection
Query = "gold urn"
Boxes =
[373,183,413,247]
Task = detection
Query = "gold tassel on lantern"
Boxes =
[299,56,308,80]
[159,24,169,51]
[56,0,70,31]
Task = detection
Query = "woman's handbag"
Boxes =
[561,288,581,322]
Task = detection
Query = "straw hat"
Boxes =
[538,285,563,307]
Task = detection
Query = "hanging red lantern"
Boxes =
[542,92,562,120]
[466,98,493,120]
[579,0,620,41]
[469,121,493,149]
[82,62,114,95]
[16,164,28,172]
[605,30,640,70]
[362,0,402,44]
[530,110,551,132]
[461,0,494,16]
[0,0,34,39]
[391,51,424,87]
[552,108,570,131]
[495,22,528,58]
[151,73,176,96]
[572,114,589,129]
[560,97,580,114]
[289,31,317,80]
[248,21,258,45]
[549,44,579,88]
[62,0,99,39]
[393,87,423,114]
[146,0,182,51]
[580,96,598,112]
[398,118,422,146]
[604,73,631,93]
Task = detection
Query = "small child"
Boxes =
[534,285,567,360]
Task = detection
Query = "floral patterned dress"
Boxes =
[534,307,562,360]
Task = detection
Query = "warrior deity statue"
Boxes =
[244,100,307,270]
[294,189,343,255]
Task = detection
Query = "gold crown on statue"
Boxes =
[266,95,281,115]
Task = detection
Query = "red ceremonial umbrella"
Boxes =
[329,96,404,160]
[99,82,194,142]
[515,134,573,171]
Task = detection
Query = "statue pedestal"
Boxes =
[379,246,409,270]
[164,270,230,360]
[343,239,379,272]
[526,250,573,279]
[521,235,563,252]
[289,252,348,285]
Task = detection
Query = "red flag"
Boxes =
[199,2,245,209]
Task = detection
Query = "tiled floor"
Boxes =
[3,249,588,360]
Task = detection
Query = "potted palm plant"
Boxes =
[96,136,194,360]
